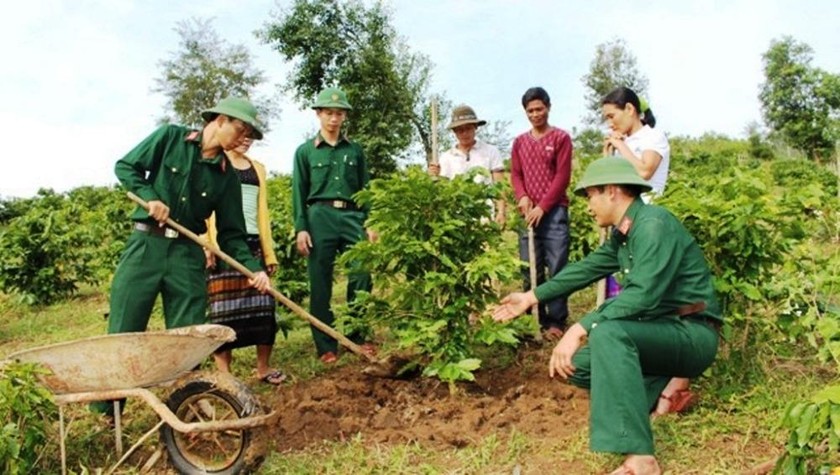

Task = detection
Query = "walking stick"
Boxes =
[596,227,607,307]
[527,226,542,340]
[126,192,378,364]
[430,96,439,166]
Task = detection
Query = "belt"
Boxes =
[677,302,722,334]
[311,199,359,211]
[134,222,181,239]
[676,302,722,333]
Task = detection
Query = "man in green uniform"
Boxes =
[93,97,270,415]
[293,87,376,364]
[494,157,721,475]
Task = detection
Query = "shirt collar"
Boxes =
[313,132,350,148]
[188,128,227,171]
[450,140,482,157]
[612,197,645,242]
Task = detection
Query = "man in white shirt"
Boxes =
[429,104,506,227]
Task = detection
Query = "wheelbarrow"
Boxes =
[5,324,276,475]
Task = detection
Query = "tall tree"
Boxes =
[759,36,839,162]
[153,17,277,129]
[580,38,649,125]
[260,0,435,176]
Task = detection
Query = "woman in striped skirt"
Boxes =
[204,137,285,384]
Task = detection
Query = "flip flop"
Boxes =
[319,352,338,364]
[542,327,564,341]
[259,370,287,385]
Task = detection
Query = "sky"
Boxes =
[1,0,838,198]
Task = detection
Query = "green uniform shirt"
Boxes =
[114,124,261,272]
[534,198,721,332]
[292,133,370,232]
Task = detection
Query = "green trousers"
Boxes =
[306,205,371,355]
[108,230,207,333]
[569,317,719,455]
[91,230,206,416]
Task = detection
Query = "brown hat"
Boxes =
[447,104,487,129]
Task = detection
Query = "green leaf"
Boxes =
[812,385,840,405]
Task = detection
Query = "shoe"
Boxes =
[542,326,565,341]
[319,352,338,364]
[655,389,696,415]
[259,370,287,385]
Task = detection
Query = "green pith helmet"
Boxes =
[201,97,264,140]
[573,157,652,197]
[311,87,353,110]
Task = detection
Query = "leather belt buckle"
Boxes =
[333,200,347,209]
[164,228,180,239]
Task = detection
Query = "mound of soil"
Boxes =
[266,345,591,452]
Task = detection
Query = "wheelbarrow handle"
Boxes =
[126,192,376,363]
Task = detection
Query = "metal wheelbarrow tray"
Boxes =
[5,324,276,475]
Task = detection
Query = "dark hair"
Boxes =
[521,87,551,109]
[619,184,646,198]
[602,86,657,128]
[585,184,644,198]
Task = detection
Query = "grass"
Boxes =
[1,276,838,473]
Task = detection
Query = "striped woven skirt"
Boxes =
[207,236,277,352]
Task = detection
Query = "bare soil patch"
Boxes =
[266,345,590,452]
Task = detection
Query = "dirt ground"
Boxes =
[265,344,594,472]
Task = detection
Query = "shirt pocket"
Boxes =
[310,156,332,184]
[341,155,360,190]
[161,155,186,186]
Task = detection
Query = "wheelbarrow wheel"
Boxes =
[160,371,268,475]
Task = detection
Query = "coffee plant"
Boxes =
[0,363,57,474]
[0,190,102,304]
[776,385,840,474]
[339,167,532,384]
[266,173,309,317]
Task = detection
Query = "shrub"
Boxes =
[776,385,840,474]
[0,363,57,474]
[340,167,531,384]
[0,190,101,304]
[265,174,309,315]
[66,185,134,282]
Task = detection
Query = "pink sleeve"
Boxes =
[510,137,527,201]
[537,131,572,211]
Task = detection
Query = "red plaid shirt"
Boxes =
[510,127,572,211]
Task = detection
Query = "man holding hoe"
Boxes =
[494,157,722,475]
[93,97,271,416]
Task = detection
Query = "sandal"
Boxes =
[542,326,564,341]
[657,389,695,415]
[319,352,338,364]
[259,370,287,385]
[360,343,378,357]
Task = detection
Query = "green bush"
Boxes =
[771,159,838,198]
[0,190,101,304]
[265,174,309,314]
[66,185,134,282]
[0,363,57,474]
[341,167,532,384]
[776,385,840,474]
